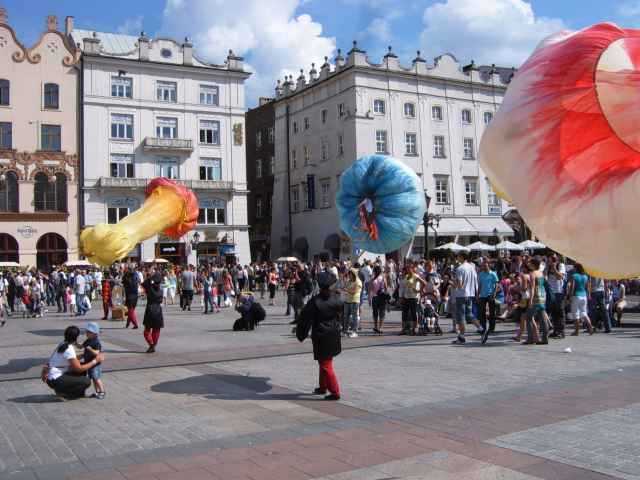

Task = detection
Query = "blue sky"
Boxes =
[4,0,640,106]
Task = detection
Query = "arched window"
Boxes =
[0,171,19,212]
[0,233,18,262]
[36,233,67,270]
[0,79,9,106]
[43,83,59,109]
[34,172,67,212]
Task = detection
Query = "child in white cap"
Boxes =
[83,322,105,399]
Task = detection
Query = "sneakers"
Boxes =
[324,394,341,401]
[313,388,327,395]
[96,392,106,400]
[146,345,156,353]
[481,328,490,344]
[451,335,466,345]
[348,332,358,338]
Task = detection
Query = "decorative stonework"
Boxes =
[0,150,77,182]
[0,22,79,67]
[0,35,7,48]
[233,123,243,146]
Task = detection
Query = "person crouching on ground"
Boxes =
[142,273,164,353]
[297,272,343,401]
[83,322,106,399]
[41,325,104,399]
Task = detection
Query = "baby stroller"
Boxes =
[417,298,442,335]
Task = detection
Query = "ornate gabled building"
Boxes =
[70,26,251,266]
[270,43,515,261]
[0,8,81,268]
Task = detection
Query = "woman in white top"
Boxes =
[41,326,104,399]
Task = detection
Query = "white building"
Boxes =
[270,43,514,261]
[70,28,251,266]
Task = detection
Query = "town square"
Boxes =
[1,0,640,479]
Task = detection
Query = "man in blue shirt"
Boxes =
[478,261,500,344]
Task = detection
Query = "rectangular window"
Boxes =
[199,157,221,181]
[373,99,385,114]
[158,158,179,179]
[199,119,220,145]
[197,206,226,225]
[157,81,177,102]
[320,179,330,208]
[338,134,344,155]
[431,105,443,121]
[303,145,310,165]
[463,138,475,159]
[483,111,494,125]
[304,117,310,130]
[199,84,218,105]
[266,196,272,215]
[338,103,345,118]
[293,121,298,134]
[321,141,328,162]
[256,196,263,219]
[321,109,327,124]
[43,83,59,109]
[404,102,415,117]
[461,109,472,124]
[111,76,132,98]
[435,176,449,204]
[256,130,262,148]
[156,117,177,139]
[405,133,417,155]
[292,149,297,169]
[256,158,262,178]
[465,179,478,206]
[110,154,134,178]
[488,183,499,206]
[268,127,274,144]
[433,135,445,157]
[0,122,11,149]
[0,80,9,105]
[269,156,275,175]
[291,185,300,213]
[376,130,387,154]
[107,207,129,224]
[41,124,61,151]
[302,183,309,210]
[110,114,133,140]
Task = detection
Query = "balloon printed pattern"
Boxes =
[480,23,640,278]
[336,155,426,254]
[80,178,199,266]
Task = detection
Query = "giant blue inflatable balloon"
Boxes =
[336,155,426,254]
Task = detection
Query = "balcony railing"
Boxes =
[98,177,233,190]
[143,137,193,153]
[488,205,502,216]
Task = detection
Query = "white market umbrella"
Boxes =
[276,256,299,262]
[495,240,524,251]
[434,242,470,253]
[519,240,546,250]
[64,260,95,268]
[0,261,20,267]
[467,241,496,252]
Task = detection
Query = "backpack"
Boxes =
[250,302,266,322]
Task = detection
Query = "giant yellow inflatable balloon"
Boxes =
[80,178,199,266]
[480,23,640,279]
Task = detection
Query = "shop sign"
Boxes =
[17,226,37,238]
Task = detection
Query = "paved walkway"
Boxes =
[0,296,639,479]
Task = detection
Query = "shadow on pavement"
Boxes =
[27,329,66,337]
[0,357,48,374]
[8,394,65,404]
[151,373,307,401]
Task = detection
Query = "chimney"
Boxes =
[138,31,150,61]
[83,31,101,54]
[226,49,244,71]
[47,14,58,31]
[0,7,7,24]
[65,16,74,35]
[182,37,193,65]
[346,40,367,67]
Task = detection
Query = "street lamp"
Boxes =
[423,193,441,260]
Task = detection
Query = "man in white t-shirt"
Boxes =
[74,270,87,316]
[453,252,478,344]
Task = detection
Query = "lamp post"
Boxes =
[423,193,441,260]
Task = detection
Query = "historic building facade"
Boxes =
[70,27,251,265]
[0,10,81,268]
[245,97,275,262]
[270,44,514,261]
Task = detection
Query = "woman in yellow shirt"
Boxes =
[342,269,362,338]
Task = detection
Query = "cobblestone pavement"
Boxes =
[0,296,639,479]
